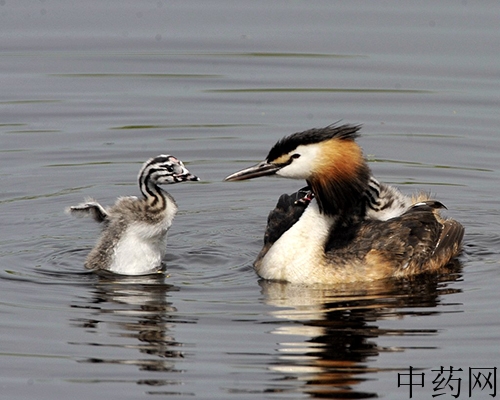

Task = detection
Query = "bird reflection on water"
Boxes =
[70,272,193,386]
[259,261,462,399]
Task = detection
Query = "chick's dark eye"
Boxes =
[291,153,301,159]
[165,165,174,172]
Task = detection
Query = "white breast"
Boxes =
[108,221,171,275]
[256,200,335,283]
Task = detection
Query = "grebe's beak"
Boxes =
[224,161,281,181]
[177,172,200,182]
[172,165,200,183]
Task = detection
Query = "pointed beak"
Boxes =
[173,165,200,183]
[182,173,200,182]
[224,161,281,182]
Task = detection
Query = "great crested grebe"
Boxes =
[225,124,464,284]
[68,155,199,275]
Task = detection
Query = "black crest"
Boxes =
[266,123,362,162]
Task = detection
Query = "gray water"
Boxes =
[1,1,500,399]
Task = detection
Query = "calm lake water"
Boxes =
[1,1,500,399]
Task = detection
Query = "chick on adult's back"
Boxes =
[68,155,199,275]
[225,124,464,284]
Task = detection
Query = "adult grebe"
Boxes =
[225,124,463,284]
[68,155,199,275]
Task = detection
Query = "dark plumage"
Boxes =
[266,124,361,163]
[225,124,464,284]
[323,203,463,279]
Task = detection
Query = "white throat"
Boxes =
[256,199,335,283]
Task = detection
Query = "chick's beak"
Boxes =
[184,173,201,182]
[174,165,200,182]
[224,161,281,182]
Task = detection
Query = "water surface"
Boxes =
[1,1,500,399]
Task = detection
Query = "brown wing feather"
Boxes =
[324,204,463,278]
[433,219,464,260]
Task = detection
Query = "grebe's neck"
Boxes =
[139,176,168,210]
[307,167,370,219]
[306,140,371,217]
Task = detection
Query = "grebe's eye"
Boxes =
[165,164,174,173]
[291,153,301,159]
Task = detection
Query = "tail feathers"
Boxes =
[433,219,465,259]
[67,199,109,223]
